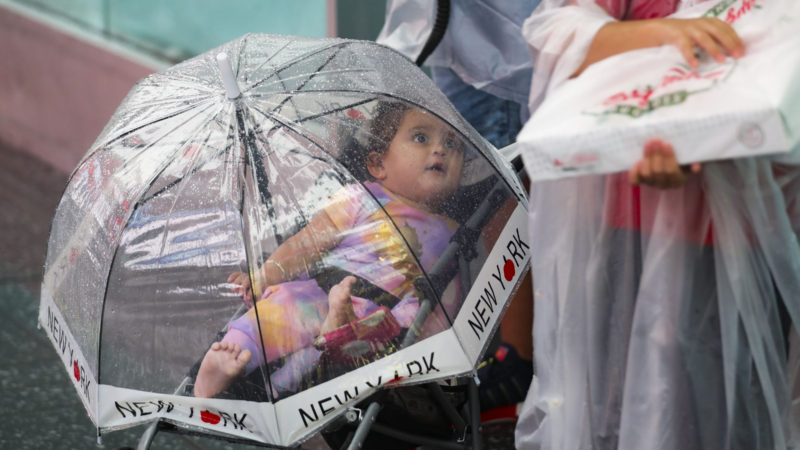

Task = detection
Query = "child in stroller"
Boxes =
[194,100,468,399]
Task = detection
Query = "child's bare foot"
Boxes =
[320,276,358,334]
[194,341,251,398]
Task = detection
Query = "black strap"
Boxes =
[312,266,403,309]
[415,0,451,66]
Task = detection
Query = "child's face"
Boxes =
[368,108,464,212]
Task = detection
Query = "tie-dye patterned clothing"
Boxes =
[224,181,458,389]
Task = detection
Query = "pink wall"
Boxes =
[0,5,156,174]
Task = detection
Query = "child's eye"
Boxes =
[445,138,463,152]
[413,133,428,144]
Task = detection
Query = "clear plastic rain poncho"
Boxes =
[515,1,800,449]
[38,34,529,447]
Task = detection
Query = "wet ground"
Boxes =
[0,143,331,449]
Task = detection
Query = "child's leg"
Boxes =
[320,276,358,334]
[194,331,253,398]
[195,278,357,398]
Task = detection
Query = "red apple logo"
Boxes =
[73,360,81,381]
[504,259,515,281]
[386,371,403,385]
[201,410,221,425]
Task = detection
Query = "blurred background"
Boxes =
[0,1,386,448]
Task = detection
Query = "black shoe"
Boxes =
[477,343,533,411]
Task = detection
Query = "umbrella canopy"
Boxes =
[516,0,800,181]
[38,33,528,446]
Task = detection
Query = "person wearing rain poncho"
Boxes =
[515,1,800,449]
[194,102,466,399]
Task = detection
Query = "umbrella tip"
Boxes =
[216,52,241,100]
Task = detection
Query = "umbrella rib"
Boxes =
[246,90,420,137]
[235,107,285,402]
[83,97,218,166]
[245,41,351,93]
[249,67,376,93]
[230,108,274,403]
[239,38,293,85]
[126,101,226,206]
[147,73,219,93]
[246,102,340,157]
[248,95,379,152]
[134,77,219,106]
[123,92,216,110]
[238,107,283,240]
[262,43,347,119]
[234,147,277,403]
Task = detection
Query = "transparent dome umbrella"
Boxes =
[38,33,529,447]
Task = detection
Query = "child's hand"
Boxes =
[228,271,254,308]
[647,18,744,67]
[628,139,701,189]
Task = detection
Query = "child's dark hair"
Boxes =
[340,100,411,182]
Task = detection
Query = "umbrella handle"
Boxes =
[216,53,241,99]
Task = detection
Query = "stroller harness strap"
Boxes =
[312,266,403,309]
